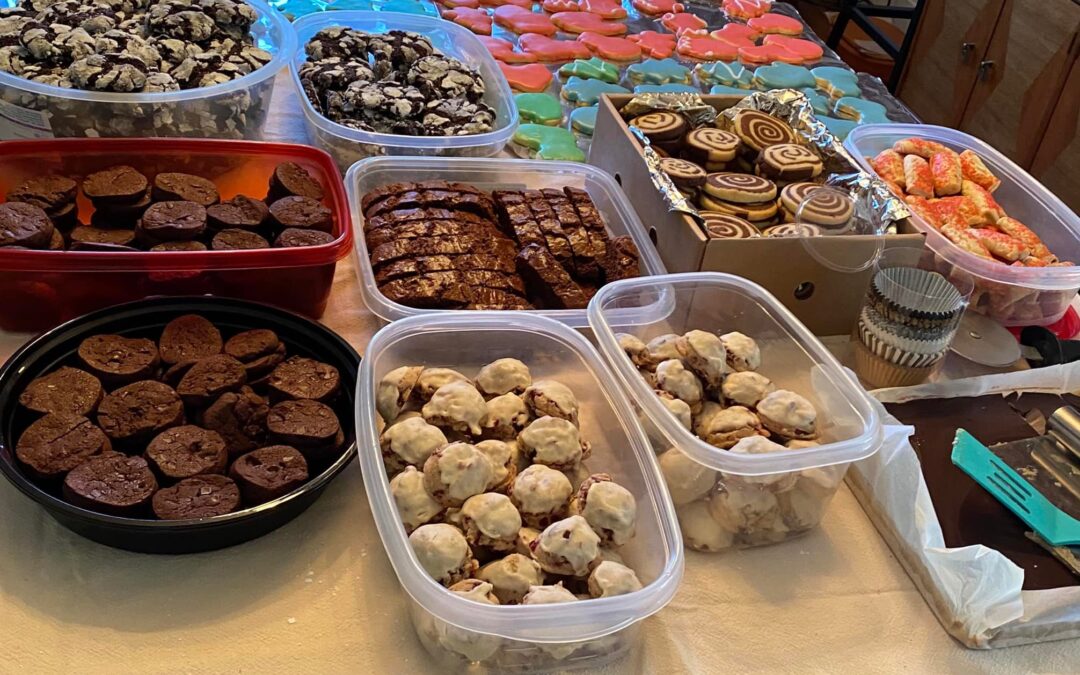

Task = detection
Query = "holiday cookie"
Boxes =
[660,158,707,190]
[631,0,684,16]
[711,23,759,45]
[628,111,687,143]
[559,56,620,82]
[701,212,761,239]
[479,0,533,6]
[763,222,822,237]
[628,31,676,59]
[811,66,860,98]
[499,61,553,92]
[929,151,963,196]
[747,13,803,35]
[627,57,690,84]
[762,35,824,63]
[756,143,822,180]
[516,92,564,125]
[443,7,492,34]
[732,109,797,152]
[699,194,778,222]
[552,11,627,35]
[704,172,777,203]
[694,60,753,87]
[560,75,629,106]
[779,183,853,227]
[893,137,953,159]
[542,0,580,10]
[685,128,741,162]
[513,124,587,161]
[820,115,857,141]
[495,6,558,35]
[569,105,598,135]
[578,32,641,62]
[677,34,740,61]
[903,154,934,198]
[519,34,591,62]
[441,0,481,6]
[752,62,815,89]
[633,83,698,93]
[870,149,906,187]
[738,44,793,65]
[834,96,889,124]
[581,0,627,19]
[799,87,831,115]
[481,36,536,63]
[958,149,1001,193]
[723,0,771,20]
[660,11,705,35]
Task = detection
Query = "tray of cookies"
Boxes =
[0,296,360,553]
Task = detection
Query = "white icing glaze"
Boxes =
[476,358,532,396]
[728,436,797,490]
[422,380,487,435]
[390,466,442,532]
[700,405,762,448]
[580,480,636,546]
[381,417,448,468]
[477,553,545,604]
[693,400,726,438]
[720,331,761,372]
[616,333,653,369]
[655,359,703,407]
[476,439,517,491]
[535,515,601,576]
[480,393,530,439]
[645,333,682,363]
[519,416,586,469]
[417,367,470,400]
[587,560,643,598]
[658,447,717,505]
[448,579,500,604]
[510,464,573,519]
[658,394,693,430]
[409,523,472,584]
[721,371,775,408]
[707,484,780,533]
[462,492,522,542]
[786,439,822,450]
[523,380,579,426]
[521,583,577,605]
[756,389,817,436]
[376,365,422,423]
[431,443,494,503]
[678,498,735,552]
[676,329,727,387]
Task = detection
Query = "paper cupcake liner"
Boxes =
[852,337,937,388]
[859,307,957,355]
[868,267,967,330]
[856,319,950,367]
[861,303,958,343]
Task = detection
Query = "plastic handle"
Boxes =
[960,42,975,62]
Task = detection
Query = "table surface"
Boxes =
[1,73,1077,674]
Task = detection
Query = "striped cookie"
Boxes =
[699,193,778,221]
[700,212,761,239]
[685,128,741,163]
[661,158,708,189]
[732,109,797,153]
[703,172,777,203]
[778,183,853,227]
[629,111,687,143]
[756,143,822,181]
[763,222,823,237]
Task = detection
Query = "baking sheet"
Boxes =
[848,364,1080,648]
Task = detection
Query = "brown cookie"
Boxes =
[97,380,185,446]
[267,356,340,403]
[150,241,207,252]
[152,474,241,519]
[92,187,152,222]
[78,334,160,386]
[176,354,248,407]
[266,399,341,461]
[69,241,140,252]
[659,157,707,190]
[269,162,325,202]
[7,175,78,212]
[229,445,308,504]
[138,201,207,242]
[269,196,333,233]
[152,173,220,207]
[274,228,335,248]
[145,425,228,482]
[47,229,65,250]
[200,386,269,459]
[0,202,55,249]
[211,228,270,250]
[69,225,136,249]
[18,366,104,417]
[16,414,112,480]
[224,329,281,362]
[63,452,157,516]
[159,314,223,366]
[82,166,148,205]
[206,195,269,231]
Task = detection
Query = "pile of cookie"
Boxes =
[13,314,347,519]
[300,27,496,137]
[0,161,335,252]
[361,180,640,310]
[377,359,644,625]
[630,108,852,238]
[615,328,838,552]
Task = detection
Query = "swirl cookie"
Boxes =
[694,60,753,87]
[660,11,706,35]
[551,11,627,36]
[756,143,823,180]
[558,57,620,82]
[703,172,777,203]
[701,212,761,239]
[582,0,628,18]
[578,33,642,62]
[763,222,822,237]
[519,34,591,62]
[516,92,564,125]
[495,6,558,36]
[560,76,630,106]
[628,111,687,144]
[499,62,553,92]
[632,0,685,16]
[685,128,741,163]
[732,109,797,153]
[660,158,707,190]
[779,183,853,226]
[627,58,691,85]
[628,31,677,59]
[699,194,779,222]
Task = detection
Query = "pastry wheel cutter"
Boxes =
[952,406,1080,548]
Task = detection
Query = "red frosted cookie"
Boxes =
[495,6,558,35]
[578,32,642,61]
[747,13,803,35]
[723,0,771,20]
[582,0,626,19]
[551,11,627,35]
[631,0,683,16]
[479,0,532,7]
[660,11,705,35]
[482,35,538,62]
[519,33,592,62]
[713,22,758,42]
[443,6,492,34]
[438,0,480,6]
[677,33,740,60]
[738,44,784,64]
[499,61,554,92]
[542,0,579,11]
[763,35,823,62]
[628,31,676,58]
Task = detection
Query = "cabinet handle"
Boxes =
[978,60,995,81]
[961,42,976,62]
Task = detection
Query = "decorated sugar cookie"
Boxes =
[578,32,642,61]
[747,13,803,35]
[762,35,823,62]
[558,56,620,82]
[560,75,630,106]
[694,60,753,87]
[519,33,592,61]
[820,115,857,141]
[633,83,699,94]
[499,61,554,92]
[495,6,558,35]
[570,105,599,135]
[711,23,758,44]
[632,0,684,16]
[515,92,564,125]
[513,124,587,161]
[799,88,831,115]
[833,96,888,123]
[481,36,537,63]
[752,62,815,88]
[677,34,740,60]
[628,31,677,58]
[660,11,706,35]
[552,11,628,35]
[582,0,626,19]
[627,58,691,85]
[478,0,533,7]
[709,83,754,98]
[722,0,771,20]
[542,0,579,11]
[438,0,481,8]
[738,44,795,64]
[443,6,492,34]
[811,66,860,97]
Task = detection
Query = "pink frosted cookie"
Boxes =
[722,0,771,20]
[578,32,642,61]
[495,5,558,35]
[677,34,740,60]
[443,7,492,34]
[551,11,628,35]
[479,0,533,6]
[763,35,823,62]
[482,35,538,63]
[660,11,706,35]
[582,0,627,19]
[438,0,480,7]
[542,0,579,11]
[747,13,803,35]
[632,0,683,16]
[628,30,677,58]
[711,23,758,42]
[499,61,555,92]
[519,33,592,61]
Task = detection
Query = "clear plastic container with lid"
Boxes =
[289,12,517,172]
[346,157,667,328]
[0,0,294,140]
[845,123,1080,327]
[587,272,884,553]
[357,312,683,672]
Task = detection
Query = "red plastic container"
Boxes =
[0,139,353,333]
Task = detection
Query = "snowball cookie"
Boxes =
[477,552,545,604]
[480,393,530,441]
[756,389,818,440]
[655,359,703,410]
[778,481,831,531]
[531,515,601,577]
[409,523,478,586]
[568,473,637,546]
[449,578,501,604]
[522,380,579,426]
[518,416,590,471]
[509,464,573,528]
[461,492,522,551]
[423,380,487,436]
[728,435,798,491]
[719,332,761,372]
[429,579,503,662]
[616,333,654,369]
[475,358,532,396]
[381,416,448,475]
[645,333,681,364]
[786,439,821,450]
[587,560,643,598]
[423,442,494,508]
[721,371,775,409]
[692,401,725,438]
[677,499,735,552]
[658,447,716,505]
[416,367,470,401]
[699,405,766,449]
[377,365,422,423]
[707,483,781,534]
[516,526,542,557]
[676,330,727,390]
[390,465,443,532]
[476,439,518,493]
[521,583,578,605]
[656,390,693,430]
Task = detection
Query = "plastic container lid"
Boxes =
[356,312,683,643]
[588,272,884,476]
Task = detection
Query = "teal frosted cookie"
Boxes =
[834,96,890,124]
[694,60,753,88]
[515,92,564,126]
[819,116,858,141]
[799,88,831,115]
[558,57,620,83]
[634,83,700,94]
[811,66,860,98]
[560,76,630,107]
[376,0,437,15]
[752,63,816,90]
[513,124,586,161]
[709,83,755,97]
[627,58,691,85]
[569,105,598,136]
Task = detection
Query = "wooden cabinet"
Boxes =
[1031,56,1080,214]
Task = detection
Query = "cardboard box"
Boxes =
[590,94,926,337]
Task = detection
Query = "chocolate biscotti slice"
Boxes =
[516,244,589,310]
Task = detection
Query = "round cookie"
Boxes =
[628,111,687,145]
[16,414,112,481]
[63,452,157,516]
[269,162,325,201]
[704,172,777,203]
[139,201,207,242]
[152,173,220,207]
[756,143,823,181]
[267,356,341,403]
[699,194,779,222]
[685,128,741,163]
[230,445,309,504]
[152,474,241,520]
[267,399,342,461]
[78,334,159,386]
[407,55,485,102]
[780,183,853,227]
[700,212,761,239]
[151,241,208,252]
[732,109,797,153]
[177,354,248,407]
[70,226,137,249]
[269,196,333,233]
[19,367,104,418]
[7,175,78,213]
[763,222,823,237]
[97,380,185,446]
[0,202,55,249]
[159,314,222,366]
[145,425,229,482]
[660,158,707,190]
[275,228,335,248]
[211,228,270,250]
[207,195,269,231]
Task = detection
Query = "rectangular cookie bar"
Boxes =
[516,243,589,310]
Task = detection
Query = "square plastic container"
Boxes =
[346,156,667,328]
[587,272,884,553]
[289,11,517,172]
[845,124,1080,327]
[356,312,683,672]
[0,0,293,140]
[0,138,353,333]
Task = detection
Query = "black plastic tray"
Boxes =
[0,297,360,554]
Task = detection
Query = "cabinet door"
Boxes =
[897,0,1004,126]
[959,0,1080,167]
[1031,54,1080,214]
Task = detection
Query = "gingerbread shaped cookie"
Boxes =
[628,31,677,58]
[513,124,586,161]
[519,34,592,61]
[552,11,628,35]
[559,56,620,82]
[499,61,554,92]
[578,32,642,61]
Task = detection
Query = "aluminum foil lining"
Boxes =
[620,89,911,236]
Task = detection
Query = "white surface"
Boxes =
[0,72,1077,672]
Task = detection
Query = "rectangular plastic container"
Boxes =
[0,0,293,140]
[289,11,517,173]
[0,138,353,333]
[356,312,683,672]
[845,124,1080,327]
[587,272,884,553]
[346,157,667,328]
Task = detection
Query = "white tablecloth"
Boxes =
[2,73,1076,673]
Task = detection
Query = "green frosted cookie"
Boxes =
[627,58,691,85]
[558,57,620,83]
[513,124,586,162]
[569,105,598,135]
[560,76,630,107]
[515,92,564,125]
[694,60,754,88]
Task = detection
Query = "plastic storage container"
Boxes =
[357,312,683,672]
[588,273,884,553]
[0,0,294,140]
[845,124,1080,327]
[0,138,353,333]
[289,11,517,172]
[346,157,666,328]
